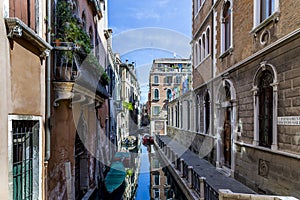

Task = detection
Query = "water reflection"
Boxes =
[103,135,187,200]
[148,145,187,200]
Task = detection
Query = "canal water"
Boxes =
[100,133,187,200]
[134,135,187,200]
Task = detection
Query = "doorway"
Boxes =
[222,108,231,168]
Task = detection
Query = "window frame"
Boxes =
[153,106,160,115]
[252,62,278,150]
[193,42,198,66]
[8,115,43,200]
[154,89,160,100]
[204,91,211,134]
[253,0,279,32]
[206,27,210,55]
[153,188,160,199]
[198,38,202,62]
[153,75,159,84]
[166,89,172,101]
[220,0,233,56]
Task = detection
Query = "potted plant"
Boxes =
[83,54,110,85]
[54,0,91,56]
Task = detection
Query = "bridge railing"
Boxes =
[156,135,219,200]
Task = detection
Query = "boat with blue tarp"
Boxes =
[104,161,126,193]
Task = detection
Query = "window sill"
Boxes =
[250,11,280,35]
[219,47,233,60]
[235,141,300,160]
[195,54,211,68]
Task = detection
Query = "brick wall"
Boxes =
[231,33,300,198]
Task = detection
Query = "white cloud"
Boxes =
[127,8,160,21]
[134,10,160,20]
[157,0,170,6]
[113,27,191,58]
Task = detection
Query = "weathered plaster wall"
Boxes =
[0,3,11,198]
[10,43,42,115]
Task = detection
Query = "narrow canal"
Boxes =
[100,132,187,200]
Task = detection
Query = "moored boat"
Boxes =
[121,135,137,146]
[104,161,126,193]
[142,134,154,145]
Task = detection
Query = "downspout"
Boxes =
[45,0,51,162]
[44,0,52,198]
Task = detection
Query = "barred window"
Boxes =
[9,116,41,200]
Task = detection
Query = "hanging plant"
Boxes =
[54,0,91,55]
[83,54,110,84]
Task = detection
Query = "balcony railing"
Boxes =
[204,181,219,200]
[53,42,79,82]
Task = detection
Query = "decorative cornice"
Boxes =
[53,82,74,107]
[71,93,86,104]
[5,17,52,60]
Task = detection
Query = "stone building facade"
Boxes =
[0,0,52,199]
[119,61,140,142]
[168,0,300,198]
[47,0,114,199]
[149,58,192,136]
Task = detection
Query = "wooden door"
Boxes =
[223,109,231,168]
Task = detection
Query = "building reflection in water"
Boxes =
[104,136,187,200]
[121,138,141,199]
[149,145,187,200]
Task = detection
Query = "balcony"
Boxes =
[53,42,79,82]
[52,43,109,107]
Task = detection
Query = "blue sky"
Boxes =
[108,0,192,103]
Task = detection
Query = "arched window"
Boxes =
[194,43,198,66]
[167,89,172,101]
[253,62,278,150]
[222,1,232,52]
[154,89,159,100]
[198,39,202,62]
[258,70,273,147]
[194,0,198,16]
[197,0,201,10]
[202,34,206,58]
[196,95,201,132]
[204,91,210,134]
[206,28,210,55]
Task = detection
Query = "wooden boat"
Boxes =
[142,134,154,145]
[104,161,126,193]
[121,135,137,146]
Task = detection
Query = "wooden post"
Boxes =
[188,166,193,188]
[199,177,206,199]
[180,158,184,177]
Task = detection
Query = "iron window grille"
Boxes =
[11,118,40,200]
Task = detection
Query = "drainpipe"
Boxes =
[45,0,51,162]
[44,0,52,198]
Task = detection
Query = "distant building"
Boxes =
[149,58,192,135]
[119,60,141,142]
[141,103,150,126]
